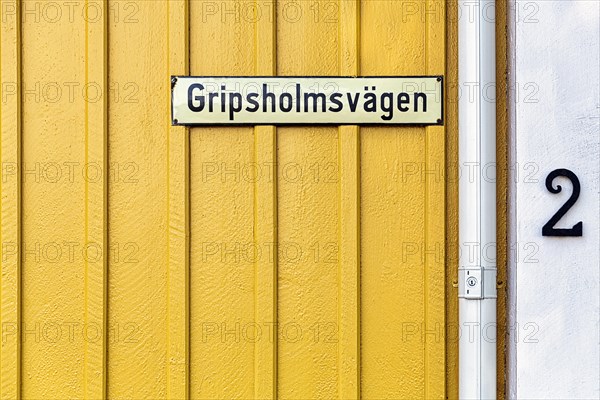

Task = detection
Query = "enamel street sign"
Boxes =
[171,76,443,126]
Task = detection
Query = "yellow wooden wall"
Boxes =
[0,0,506,398]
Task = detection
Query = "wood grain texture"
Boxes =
[359,1,444,398]
[338,1,361,398]
[0,1,22,398]
[276,1,339,397]
[167,1,190,399]
[107,2,169,398]
[20,0,87,395]
[424,1,446,398]
[84,1,108,398]
[0,1,513,398]
[446,1,460,398]
[254,1,278,397]
[189,1,256,397]
[496,2,508,399]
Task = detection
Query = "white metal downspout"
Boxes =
[458,1,497,399]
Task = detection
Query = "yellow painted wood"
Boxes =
[338,1,361,399]
[253,127,278,399]
[276,1,339,397]
[446,2,460,398]
[167,1,190,399]
[359,1,443,397]
[254,2,278,398]
[84,1,108,398]
[107,2,169,398]
[0,1,509,398]
[424,2,446,398]
[188,1,256,397]
[0,1,22,398]
[20,0,87,396]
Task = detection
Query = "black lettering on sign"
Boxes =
[542,168,583,237]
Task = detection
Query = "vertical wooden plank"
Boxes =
[338,0,360,398]
[254,1,277,398]
[276,1,339,397]
[360,1,426,397]
[445,1,459,398]
[0,1,21,398]
[424,0,446,398]
[85,0,108,398]
[20,0,86,396]
[107,2,169,397]
[495,2,508,398]
[167,0,190,398]
[253,132,277,399]
[188,2,256,397]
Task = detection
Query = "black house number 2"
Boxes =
[542,169,583,237]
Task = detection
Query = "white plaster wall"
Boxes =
[509,1,600,398]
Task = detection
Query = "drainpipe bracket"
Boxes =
[458,266,498,300]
